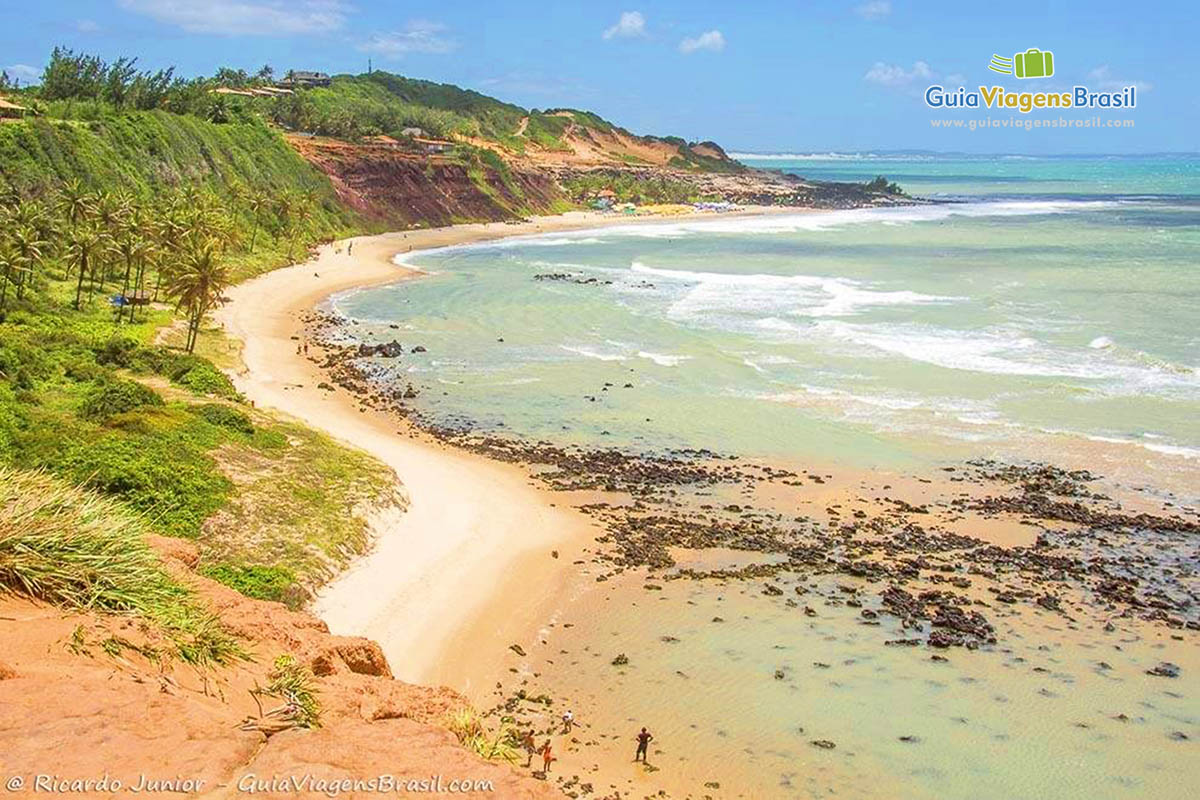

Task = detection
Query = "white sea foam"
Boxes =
[558,345,628,362]
[814,321,1200,392]
[1074,433,1200,460]
[637,351,692,367]
[628,261,960,323]
[1089,336,1115,349]
[1143,442,1200,460]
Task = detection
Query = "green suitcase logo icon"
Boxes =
[1013,48,1054,79]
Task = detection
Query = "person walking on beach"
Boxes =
[347,241,353,255]
[540,740,554,774]
[635,727,653,763]
[562,709,574,734]
[521,731,536,768]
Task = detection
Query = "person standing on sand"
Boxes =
[562,709,574,734]
[635,727,653,762]
[347,241,353,255]
[540,740,554,774]
[521,731,536,767]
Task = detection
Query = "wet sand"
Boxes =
[215,208,794,688]
[219,210,1198,798]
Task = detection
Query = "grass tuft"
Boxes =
[263,654,321,728]
[0,466,245,668]
[446,708,521,764]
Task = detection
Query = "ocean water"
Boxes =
[333,154,1200,491]
[331,155,1200,798]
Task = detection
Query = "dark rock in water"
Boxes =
[810,740,837,749]
[930,654,949,663]
[509,644,526,657]
[928,630,958,648]
[861,609,878,619]
[885,638,921,647]
[763,583,784,596]
[1036,594,1062,611]
[898,735,921,743]
[1168,731,1189,741]
[774,669,786,680]
[412,345,427,352]
[611,653,629,666]
[1146,662,1180,678]
[804,607,817,617]
[358,340,404,358]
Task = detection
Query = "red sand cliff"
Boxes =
[0,536,559,799]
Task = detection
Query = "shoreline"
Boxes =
[217,205,1199,798]
[216,206,797,688]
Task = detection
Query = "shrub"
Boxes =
[78,379,164,422]
[95,337,140,368]
[130,347,240,400]
[189,403,254,435]
[200,563,301,606]
[177,362,239,398]
[53,432,232,538]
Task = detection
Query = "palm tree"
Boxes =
[166,237,231,353]
[66,226,109,310]
[0,240,20,313]
[127,237,160,324]
[114,226,153,324]
[287,200,313,260]
[58,179,94,232]
[246,190,270,253]
[8,224,47,301]
[273,191,295,244]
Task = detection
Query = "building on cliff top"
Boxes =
[279,70,332,88]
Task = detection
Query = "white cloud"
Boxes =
[863,60,932,87]
[4,64,41,83]
[1088,65,1152,92]
[679,30,725,54]
[75,19,101,33]
[854,1,892,20]
[358,21,457,58]
[603,11,646,40]
[117,0,349,36]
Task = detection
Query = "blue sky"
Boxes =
[1,1,1192,154]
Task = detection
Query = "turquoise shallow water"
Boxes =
[333,155,1200,488]
[331,155,1200,798]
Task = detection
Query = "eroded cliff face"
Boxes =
[288,137,563,226]
[0,537,558,800]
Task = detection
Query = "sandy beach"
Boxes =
[217,208,788,688]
